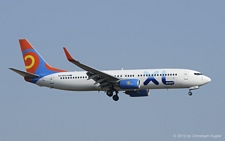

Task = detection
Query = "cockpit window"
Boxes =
[194,73,203,75]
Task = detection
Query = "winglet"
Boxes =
[63,47,75,62]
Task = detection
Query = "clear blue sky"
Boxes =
[1,0,224,140]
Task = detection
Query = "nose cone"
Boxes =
[204,76,211,84]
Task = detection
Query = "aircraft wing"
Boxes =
[9,68,39,78]
[63,47,120,88]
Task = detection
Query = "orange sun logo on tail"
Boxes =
[24,55,35,69]
[23,52,40,73]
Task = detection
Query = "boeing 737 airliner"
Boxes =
[10,39,211,101]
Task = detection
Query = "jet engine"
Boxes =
[119,79,140,89]
[125,89,149,97]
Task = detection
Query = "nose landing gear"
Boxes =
[188,86,199,96]
[188,91,192,96]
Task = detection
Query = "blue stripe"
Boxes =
[22,49,37,55]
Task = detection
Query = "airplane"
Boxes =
[9,39,211,101]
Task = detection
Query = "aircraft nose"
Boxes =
[205,76,211,84]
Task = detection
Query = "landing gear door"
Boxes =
[184,71,188,80]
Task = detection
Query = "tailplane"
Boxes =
[9,68,39,78]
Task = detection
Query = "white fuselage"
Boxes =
[36,69,211,92]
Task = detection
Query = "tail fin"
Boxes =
[19,39,66,75]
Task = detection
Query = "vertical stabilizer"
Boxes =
[19,39,66,76]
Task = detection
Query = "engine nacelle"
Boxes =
[125,89,149,97]
[119,79,140,89]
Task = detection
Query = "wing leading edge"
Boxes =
[63,47,120,88]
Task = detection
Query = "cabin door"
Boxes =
[184,71,188,80]
[50,75,54,84]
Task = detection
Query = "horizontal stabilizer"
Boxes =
[9,68,39,78]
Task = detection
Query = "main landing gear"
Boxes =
[106,91,113,97]
[106,90,119,101]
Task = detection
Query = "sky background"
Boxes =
[1,0,224,140]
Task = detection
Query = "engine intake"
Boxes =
[125,89,149,97]
[119,79,140,89]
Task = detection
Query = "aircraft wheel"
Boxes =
[106,91,113,97]
[188,91,192,96]
[112,95,119,101]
